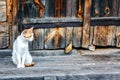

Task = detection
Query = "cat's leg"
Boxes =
[12,52,18,65]
[21,53,26,68]
[25,52,32,64]
[25,51,34,67]
[16,54,23,68]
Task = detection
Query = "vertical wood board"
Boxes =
[73,0,83,48]
[116,26,120,47]
[45,0,65,49]
[0,37,9,48]
[82,0,91,48]
[0,0,6,21]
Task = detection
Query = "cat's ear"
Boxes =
[22,29,28,35]
[30,27,34,30]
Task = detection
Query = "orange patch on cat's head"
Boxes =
[22,27,33,38]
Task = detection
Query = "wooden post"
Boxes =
[7,0,13,48]
[12,0,19,42]
[82,0,91,48]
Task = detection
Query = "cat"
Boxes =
[12,27,34,68]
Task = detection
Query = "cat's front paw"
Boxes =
[17,64,25,68]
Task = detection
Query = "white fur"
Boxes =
[12,32,34,68]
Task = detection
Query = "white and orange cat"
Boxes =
[12,27,34,68]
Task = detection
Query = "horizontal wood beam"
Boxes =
[23,18,82,23]
[91,17,120,26]
[21,17,120,29]
[21,22,83,29]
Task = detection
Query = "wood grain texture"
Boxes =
[0,23,9,48]
[107,26,116,46]
[93,26,108,46]
[116,0,120,47]
[32,29,44,50]
[73,27,82,47]
[31,0,45,50]
[73,0,83,48]
[92,0,117,47]
[65,27,73,53]
[10,0,120,50]
[34,0,45,17]
[116,26,120,47]
[82,0,91,48]
[45,28,65,49]
[65,0,73,53]
[45,0,65,49]
[0,23,9,37]
[0,0,6,21]
[93,26,116,46]
[0,0,12,48]
[0,37,9,48]
[12,0,18,25]
[7,0,13,48]
[11,0,19,48]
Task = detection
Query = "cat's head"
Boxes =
[22,27,34,41]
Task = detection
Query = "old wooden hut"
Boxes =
[0,0,120,53]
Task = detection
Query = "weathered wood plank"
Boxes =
[12,0,18,25]
[23,18,82,24]
[0,37,9,48]
[11,0,19,48]
[30,0,45,50]
[0,0,6,21]
[45,0,65,49]
[0,23,9,37]
[0,0,13,48]
[116,26,120,47]
[93,26,116,46]
[112,0,119,16]
[32,29,44,50]
[44,0,56,49]
[116,0,120,47]
[44,0,55,17]
[65,27,73,53]
[12,25,19,42]
[77,0,83,19]
[45,28,65,49]
[93,0,117,47]
[7,0,13,48]
[118,0,120,16]
[107,26,116,46]
[105,0,118,46]
[73,0,83,48]
[73,27,82,47]
[88,26,95,51]
[82,0,91,48]
[65,0,73,53]
[93,26,108,46]
[33,0,45,18]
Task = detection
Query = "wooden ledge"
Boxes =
[23,17,82,24]
[21,17,120,29]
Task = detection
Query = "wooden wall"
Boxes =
[0,0,13,48]
[1,0,120,52]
